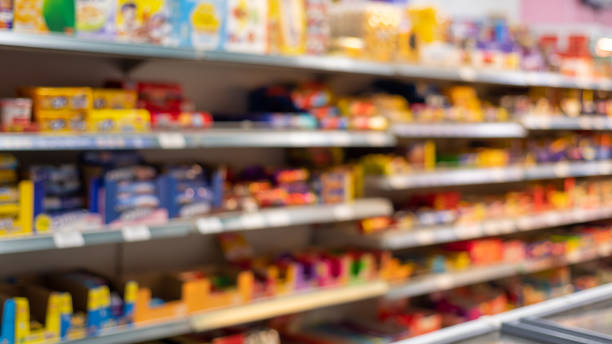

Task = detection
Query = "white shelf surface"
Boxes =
[346,206,612,250]
[386,243,612,300]
[368,160,612,190]
[0,129,396,150]
[0,198,392,255]
[0,31,611,89]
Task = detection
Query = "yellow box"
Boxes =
[13,0,76,34]
[20,87,92,132]
[88,109,151,133]
[92,89,138,109]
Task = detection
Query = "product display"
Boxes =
[2,2,612,344]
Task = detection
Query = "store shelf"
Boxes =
[0,129,396,150]
[523,115,612,130]
[386,243,612,300]
[0,198,392,255]
[368,160,612,190]
[65,282,388,344]
[0,31,610,90]
[196,198,393,234]
[347,206,612,250]
[189,281,389,331]
[392,122,527,138]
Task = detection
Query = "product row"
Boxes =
[360,177,610,234]
[1,0,607,78]
[0,150,357,236]
[274,262,612,343]
[137,259,610,344]
[2,225,610,344]
[4,80,612,134]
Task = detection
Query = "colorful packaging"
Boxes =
[268,0,306,55]
[304,0,329,55]
[179,0,225,50]
[76,0,116,38]
[224,0,267,53]
[92,89,137,109]
[13,0,75,33]
[0,98,33,132]
[0,0,13,28]
[116,0,179,45]
[87,109,150,132]
[20,87,92,132]
[150,111,212,129]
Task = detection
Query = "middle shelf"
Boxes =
[0,198,392,255]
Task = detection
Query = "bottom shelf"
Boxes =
[63,244,612,344]
[66,282,389,344]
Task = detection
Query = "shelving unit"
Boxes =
[368,160,612,190]
[0,31,611,89]
[342,206,612,250]
[386,243,612,300]
[56,243,612,344]
[0,198,392,254]
[0,130,396,150]
[1,19,611,344]
[64,282,389,344]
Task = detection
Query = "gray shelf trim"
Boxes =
[351,206,612,250]
[0,199,392,255]
[392,122,527,138]
[522,115,612,130]
[0,32,611,89]
[0,130,396,151]
[386,243,612,300]
[368,160,612,190]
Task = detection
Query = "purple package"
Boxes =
[76,0,116,39]
[0,0,12,29]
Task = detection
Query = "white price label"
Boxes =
[458,67,476,81]
[366,133,389,146]
[554,162,570,177]
[332,132,352,146]
[289,133,312,146]
[196,217,223,234]
[53,231,85,248]
[578,117,592,129]
[333,205,354,220]
[122,225,151,242]
[240,213,266,229]
[158,133,186,149]
[415,230,436,245]
[265,211,291,227]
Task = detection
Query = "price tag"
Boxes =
[435,275,454,289]
[265,210,291,227]
[331,132,352,146]
[366,133,389,146]
[458,67,476,81]
[554,162,570,177]
[196,217,223,234]
[415,230,436,245]
[122,225,151,242]
[53,231,85,248]
[578,117,591,129]
[333,205,354,220]
[158,133,186,149]
[289,133,312,146]
[240,213,266,229]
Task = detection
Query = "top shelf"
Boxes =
[2,31,612,90]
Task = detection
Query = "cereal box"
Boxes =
[179,0,225,50]
[117,0,179,45]
[76,0,116,38]
[0,0,13,28]
[14,0,75,33]
[224,0,267,53]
